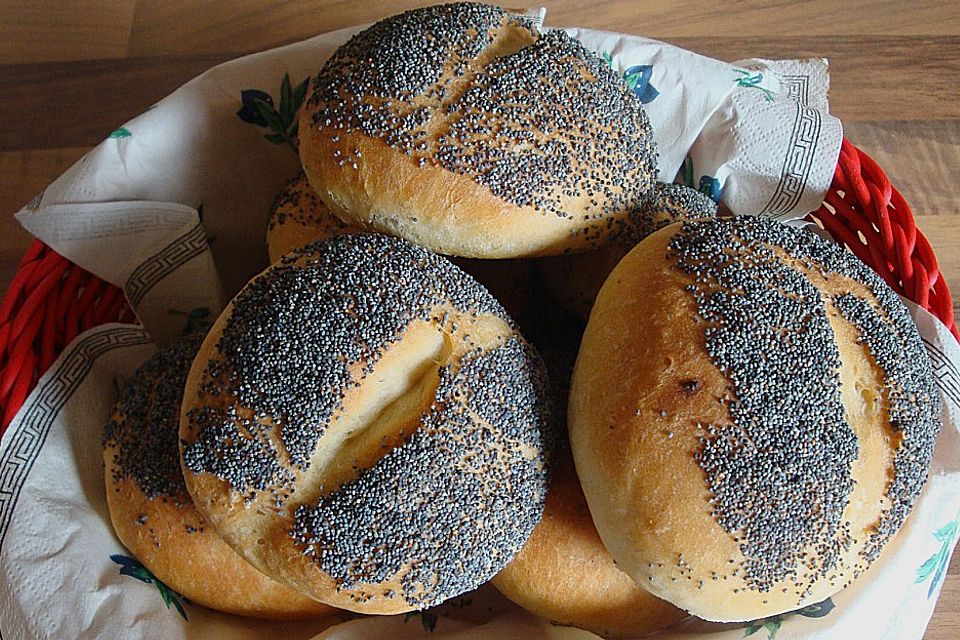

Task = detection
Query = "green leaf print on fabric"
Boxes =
[110,554,188,620]
[916,514,959,598]
[733,68,775,102]
[237,73,310,152]
[403,610,439,632]
[742,597,836,639]
[168,307,212,336]
[599,51,659,103]
[109,127,132,138]
[744,619,782,638]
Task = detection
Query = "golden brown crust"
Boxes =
[492,448,688,637]
[568,219,940,621]
[104,457,339,620]
[265,170,541,328]
[102,338,339,621]
[266,171,366,263]
[179,318,466,615]
[299,4,656,258]
[302,129,626,258]
[179,236,553,615]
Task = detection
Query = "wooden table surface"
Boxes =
[1,0,958,637]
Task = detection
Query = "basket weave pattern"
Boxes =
[808,138,957,340]
[0,137,955,433]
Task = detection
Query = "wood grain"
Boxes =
[0,54,234,152]
[1,2,958,638]
[0,147,89,282]
[932,571,960,640]
[2,37,957,153]
[126,0,960,59]
[0,0,136,64]
[672,37,960,122]
[844,121,960,217]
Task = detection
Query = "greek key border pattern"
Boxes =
[923,337,960,409]
[125,223,207,309]
[760,74,822,218]
[0,327,151,552]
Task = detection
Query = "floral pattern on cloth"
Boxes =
[237,73,309,152]
[680,154,722,203]
[602,50,660,104]
[403,611,440,633]
[168,306,212,335]
[110,554,189,620]
[743,598,836,639]
[732,69,775,102]
[916,511,960,598]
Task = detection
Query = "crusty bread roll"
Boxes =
[541,183,716,320]
[179,233,554,615]
[299,2,657,258]
[568,217,941,622]
[267,170,365,263]
[103,334,339,620]
[492,446,688,637]
[493,327,686,637]
[265,172,538,328]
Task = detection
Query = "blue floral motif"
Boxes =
[744,597,835,639]
[678,156,722,204]
[236,74,309,151]
[734,69,775,102]
[699,175,722,203]
[623,65,659,104]
[600,52,660,104]
[404,610,439,632]
[237,89,274,126]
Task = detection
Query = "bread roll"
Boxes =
[103,334,339,620]
[266,172,538,328]
[568,217,941,621]
[492,447,688,637]
[267,170,365,263]
[299,2,657,258]
[493,327,686,637]
[540,183,716,320]
[179,234,554,615]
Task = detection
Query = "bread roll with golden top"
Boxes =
[541,183,716,321]
[103,333,340,620]
[299,2,657,258]
[493,446,688,637]
[267,170,365,263]
[568,217,941,622]
[179,233,554,615]
[265,171,538,328]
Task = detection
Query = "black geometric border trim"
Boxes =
[760,74,823,218]
[0,326,151,553]
[125,223,207,309]
[923,336,960,409]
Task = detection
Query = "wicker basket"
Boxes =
[0,136,955,435]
